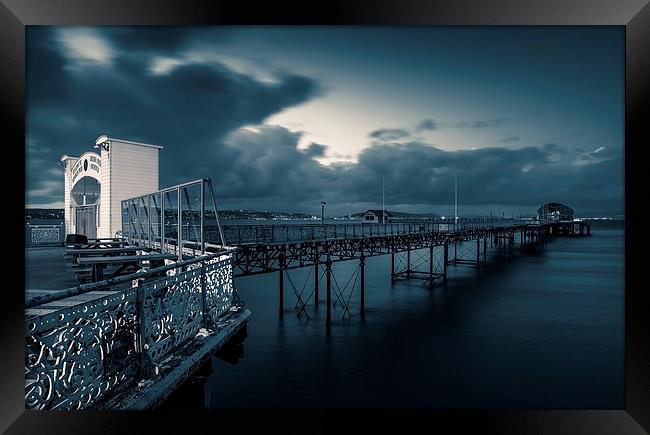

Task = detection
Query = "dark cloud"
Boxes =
[100,27,218,54]
[500,135,520,143]
[416,119,437,131]
[213,126,623,215]
[26,27,321,205]
[304,142,326,157]
[368,128,410,141]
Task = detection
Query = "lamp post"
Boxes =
[321,201,327,224]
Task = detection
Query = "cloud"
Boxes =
[416,119,437,131]
[367,116,512,147]
[500,135,520,143]
[28,180,60,198]
[56,28,114,67]
[209,124,622,215]
[304,142,327,157]
[447,118,509,129]
[573,146,614,167]
[368,128,410,141]
[26,27,322,206]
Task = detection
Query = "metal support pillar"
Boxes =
[443,242,448,280]
[360,255,365,313]
[476,238,480,266]
[483,237,487,263]
[406,248,411,278]
[326,257,332,327]
[314,260,319,306]
[454,241,458,261]
[391,251,395,281]
[278,254,285,316]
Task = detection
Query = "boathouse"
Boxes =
[536,202,574,222]
[361,209,392,223]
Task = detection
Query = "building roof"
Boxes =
[537,202,574,215]
[363,209,394,217]
[95,135,163,150]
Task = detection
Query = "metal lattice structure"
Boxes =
[121,178,226,260]
[537,202,575,222]
[216,222,563,327]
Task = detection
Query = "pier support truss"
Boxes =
[447,237,489,268]
[225,224,559,326]
[391,243,447,286]
[277,254,366,327]
[492,233,516,257]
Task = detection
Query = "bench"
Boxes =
[77,252,177,282]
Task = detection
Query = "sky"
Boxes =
[26,26,624,217]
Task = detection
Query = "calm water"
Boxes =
[164,221,624,409]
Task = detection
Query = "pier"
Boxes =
[205,220,589,326]
[117,190,590,328]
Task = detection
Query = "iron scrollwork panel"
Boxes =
[140,255,234,365]
[25,289,139,410]
[140,268,204,365]
[204,256,234,324]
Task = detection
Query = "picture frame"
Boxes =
[3,0,649,432]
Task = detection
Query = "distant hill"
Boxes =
[344,210,441,219]
[218,209,317,220]
[25,208,64,220]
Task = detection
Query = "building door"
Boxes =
[75,205,97,239]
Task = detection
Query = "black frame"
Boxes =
[4,1,650,433]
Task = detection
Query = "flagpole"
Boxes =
[382,176,385,223]
[454,169,458,227]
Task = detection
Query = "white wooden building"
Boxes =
[361,209,392,224]
[61,135,162,239]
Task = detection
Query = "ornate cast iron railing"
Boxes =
[25,223,65,246]
[25,252,236,410]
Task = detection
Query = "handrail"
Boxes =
[25,246,239,309]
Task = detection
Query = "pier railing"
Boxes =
[121,178,227,260]
[203,220,525,245]
[25,223,65,247]
[25,250,236,410]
